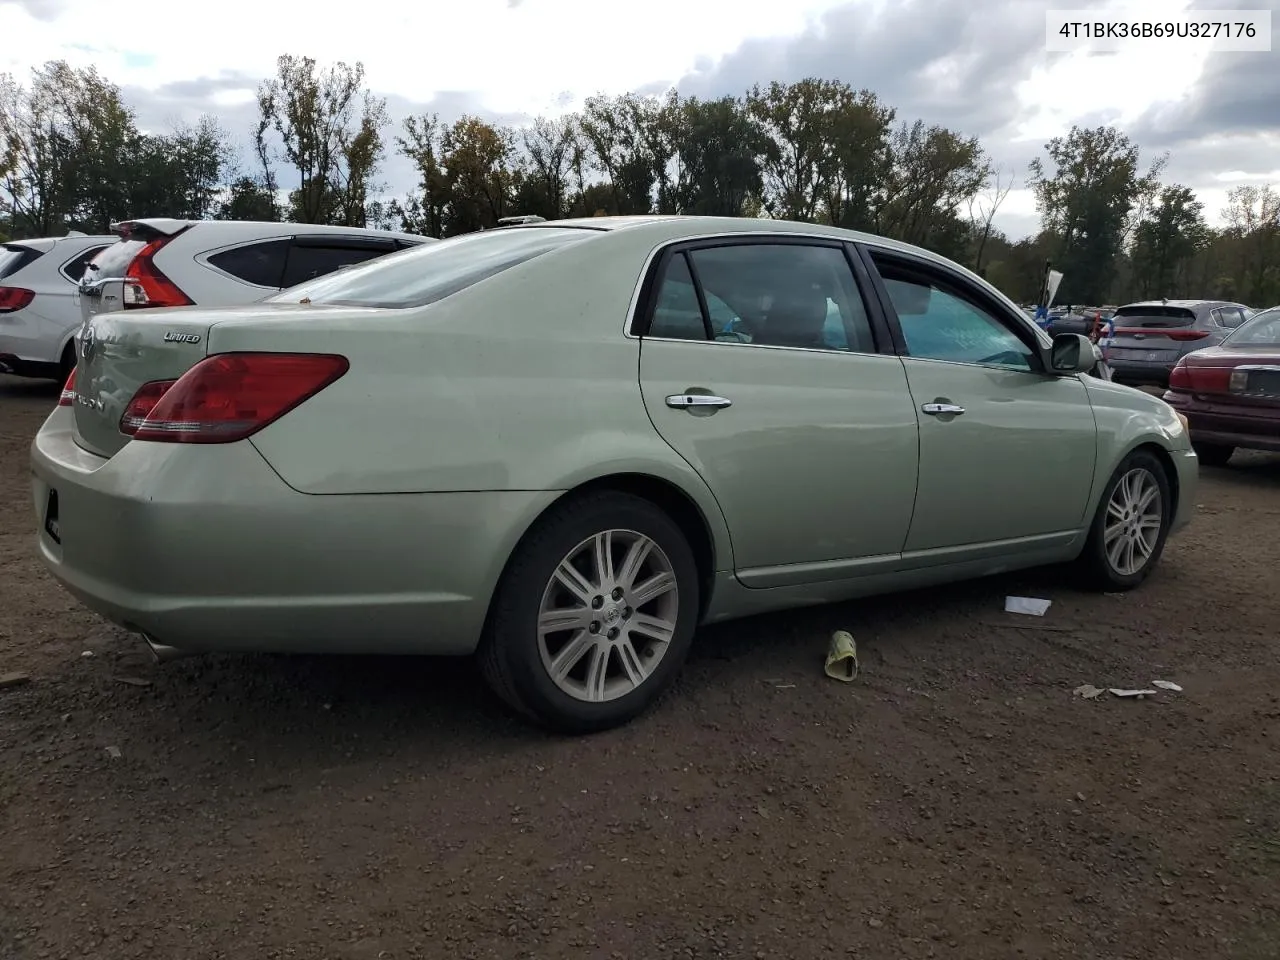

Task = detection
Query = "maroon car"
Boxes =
[1163,307,1280,466]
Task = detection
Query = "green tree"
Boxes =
[1130,185,1209,298]
[578,92,671,215]
[0,60,138,236]
[670,95,764,216]
[437,116,519,235]
[517,115,578,219]
[129,116,231,221]
[1028,125,1164,303]
[1220,184,1280,306]
[216,175,280,221]
[820,88,895,231]
[746,78,843,221]
[255,55,388,225]
[875,120,990,257]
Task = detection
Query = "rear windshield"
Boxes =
[1114,305,1196,327]
[267,227,597,309]
[1225,308,1280,345]
[0,245,43,281]
[83,238,147,282]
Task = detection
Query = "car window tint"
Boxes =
[269,228,594,308]
[1219,306,1247,328]
[1227,308,1280,345]
[649,254,710,340]
[0,245,42,280]
[208,239,290,288]
[59,246,107,283]
[672,243,874,352]
[874,259,1036,371]
[282,243,392,288]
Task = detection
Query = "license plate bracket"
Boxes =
[43,488,61,544]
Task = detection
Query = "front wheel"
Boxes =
[1078,450,1173,591]
[479,491,700,733]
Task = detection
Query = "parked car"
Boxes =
[1162,306,1280,465]
[32,216,1198,733]
[0,231,114,380]
[77,219,431,329]
[1104,299,1251,386]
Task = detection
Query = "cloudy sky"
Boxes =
[2,0,1276,239]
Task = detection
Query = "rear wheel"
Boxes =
[479,491,700,733]
[1077,449,1172,591]
[1192,442,1234,468]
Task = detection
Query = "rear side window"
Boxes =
[84,239,147,281]
[270,227,596,308]
[0,245,43,280]
[208,239,289,288]
[281,242,397,288]
[59,245,108,283]
[1114,305,1197,327]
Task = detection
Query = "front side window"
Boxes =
[645,242,875,354]
[873,256,1037,371]
[269,227,596,309]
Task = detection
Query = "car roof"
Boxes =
[1118,299,1238,309]
[504,215,967,270]
[111,218,429,245]
[3,233,115,254]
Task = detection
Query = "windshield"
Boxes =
[1224,308,1280,346]
[268,227,598,309]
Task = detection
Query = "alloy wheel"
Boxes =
[1103,467,1164,577]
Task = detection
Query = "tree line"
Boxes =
[2,56,1277,307]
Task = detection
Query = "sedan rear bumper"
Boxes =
[1106,358,1174,387]
[1163,391,1280,453]
[29,407,558,656]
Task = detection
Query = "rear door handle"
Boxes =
[666,394,733,410]
[922,402,965,416]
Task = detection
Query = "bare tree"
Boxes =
[968,164,1015,274]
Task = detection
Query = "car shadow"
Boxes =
[0,373,61,400]
[1206,450,1280,488]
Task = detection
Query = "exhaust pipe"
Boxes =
[142,634,196,663]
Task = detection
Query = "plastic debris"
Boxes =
[1152,680,1183,692]
[0,672,31,690]
[113,676,152,687]
[80,651,94,658]
[1073,684,1105,700]
[1109,688,1157,698]
[824,631,859,682]
[1005,596,1052,616]
[104,745,122,759]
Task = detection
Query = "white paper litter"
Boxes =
[1152,680,1183,692]
[1109,688,1157,698]
[1073,684,1105,699]
[1005,596,1052,616]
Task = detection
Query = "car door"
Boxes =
[635,237,920,588]
[859,245,1098,558]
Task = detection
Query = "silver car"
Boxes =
[32,216,1198,733]
[1105,299,1251,387]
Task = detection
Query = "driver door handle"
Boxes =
[666,393,733,410]
[922,402,965,416]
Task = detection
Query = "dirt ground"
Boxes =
[2,372,1280,960]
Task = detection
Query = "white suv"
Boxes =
[0,232,115,380]
[78,219,432,328]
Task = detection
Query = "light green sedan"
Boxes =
[30,216,1198,732]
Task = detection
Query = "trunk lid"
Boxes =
[1108,304,1205,362]
[72,310,214,458]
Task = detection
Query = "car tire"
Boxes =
[478,491,700,734]
[1077,449,1173,592]
[1192,442,1234,468]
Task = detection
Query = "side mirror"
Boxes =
[1048,333,1096,375]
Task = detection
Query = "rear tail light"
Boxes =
[58,368,76,406]
[1113,327,1209,342]
[129,352,348,443]
[119,379,177,435]
[123,235,193,309]
[1170,361,1232,394]
[0,286,35,313]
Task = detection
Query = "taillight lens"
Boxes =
[131,353,348,444]
[1172,363,1233,394]
[119,380,177,435]
[58,368,76,406]
[1113,327,1209,342]
[123,236,193,309]
[0,286,35,313]
[1168,360,1191,391]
